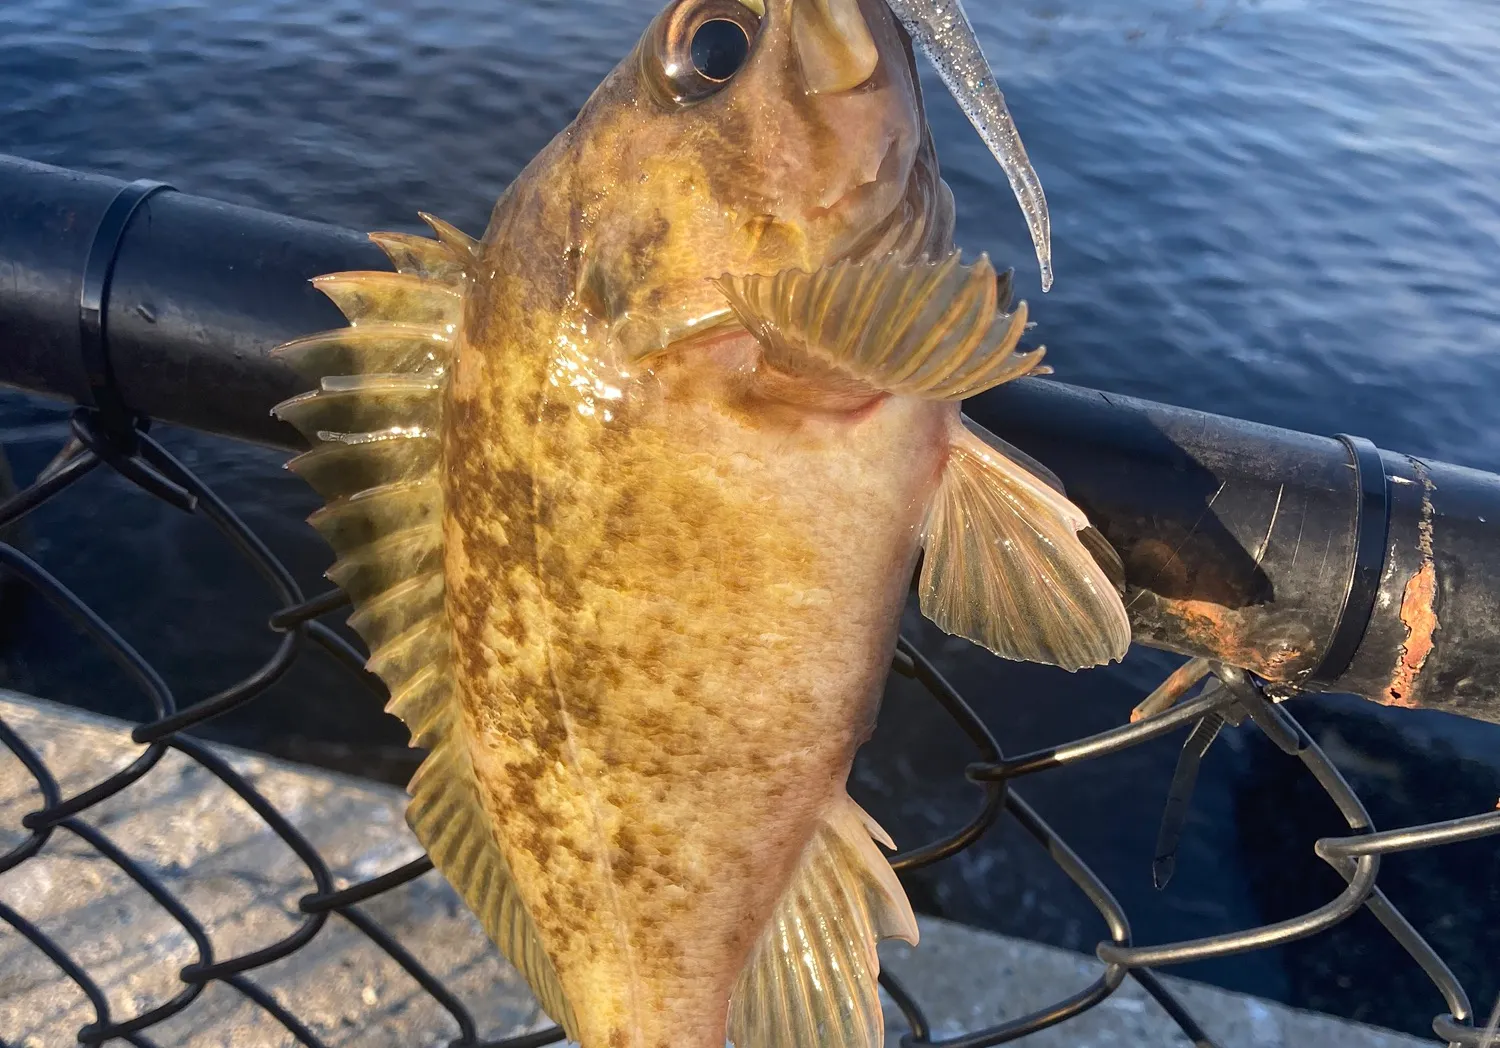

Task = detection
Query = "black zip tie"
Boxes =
[78,178,176,445]
[70,409,197,513]
[1217,665,1303,756]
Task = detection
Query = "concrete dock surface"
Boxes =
[0,693,1437,1047]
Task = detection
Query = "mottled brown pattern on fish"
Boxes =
[432,2,947,1046]
[275,0,1113,1042]
[445,313,945,1045]
[444,253,947,1048]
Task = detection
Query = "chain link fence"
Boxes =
[1,407,1498,1047]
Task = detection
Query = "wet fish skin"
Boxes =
[271,0,1130,1046]
[444,4,942,1044]
[448,368,945,1047]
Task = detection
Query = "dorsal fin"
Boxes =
[420,210,482,259]
[727,795,918,1048]
[271,220,578,1038]
[368,232,471,282]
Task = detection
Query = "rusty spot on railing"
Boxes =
[1159,597,1306,682]
[1385,459,1438,709]
[1386,560,1438,708]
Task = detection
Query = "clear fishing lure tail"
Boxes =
[884,0,1053,290]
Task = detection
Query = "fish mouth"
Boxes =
[834,136,952,265]
[724,139,948,284]
[807,133,901,221]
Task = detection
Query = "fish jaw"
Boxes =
[442,299,952,1048]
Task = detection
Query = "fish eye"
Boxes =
[691,19,750,82]
[647,0,762,105]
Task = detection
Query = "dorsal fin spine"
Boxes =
[270,216,578,1038]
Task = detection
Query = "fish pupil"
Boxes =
[690,18,749,83]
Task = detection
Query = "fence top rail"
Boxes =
[2,153,1496,720]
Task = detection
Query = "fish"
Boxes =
[270,0,1131,1046]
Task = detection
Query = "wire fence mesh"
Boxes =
[1,406,1498,1048]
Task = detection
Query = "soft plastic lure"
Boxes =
[885,0,1054,290]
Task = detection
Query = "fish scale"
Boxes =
[441,272,935,1045]
[270,0,1129,1044]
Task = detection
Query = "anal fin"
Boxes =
[728,795,917,1048]
[919,421,1131,671]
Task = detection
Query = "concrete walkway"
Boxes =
[0,693,1434,1047]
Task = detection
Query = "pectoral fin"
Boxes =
[715,252,1044,401]
[920,421,1131,671]
[960,414,1064,495]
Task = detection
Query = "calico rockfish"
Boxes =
[271,0,1131,1046]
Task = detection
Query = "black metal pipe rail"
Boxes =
[2,153,1495,722]
[0,153,1497,1047]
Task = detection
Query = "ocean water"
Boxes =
[1,0,1498,1037]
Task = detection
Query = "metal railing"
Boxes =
[1,155,1499,1047]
